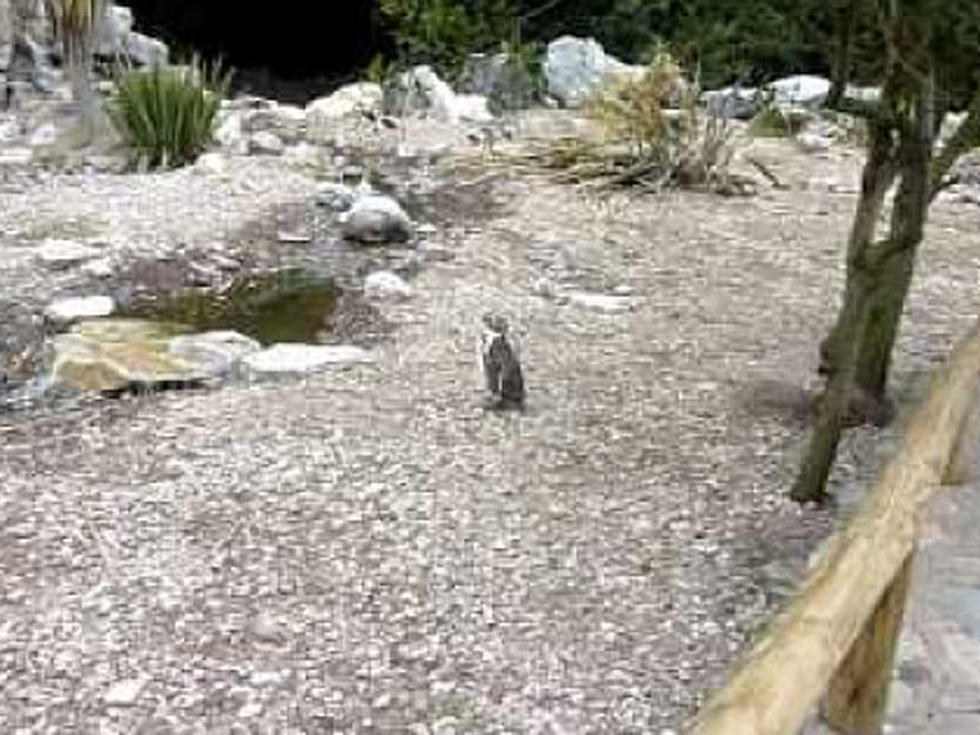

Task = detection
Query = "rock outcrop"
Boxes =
[542,36,645,108]
[47,319,259,392]
[0,1,167,96]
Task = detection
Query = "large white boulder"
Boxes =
[542,36,644,108]
[768,74,831,107]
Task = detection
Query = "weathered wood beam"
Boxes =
[687,322,980,735]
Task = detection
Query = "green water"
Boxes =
[117,269,341,345]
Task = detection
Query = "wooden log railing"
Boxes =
[687,321,980,735]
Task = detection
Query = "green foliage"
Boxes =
[379,0,518,77]
[515,0,831,89]
[369,0,980,107]
[748,89,809,138]
[748,106,795,138]
[106,56,231,170]
[362,53,400,86]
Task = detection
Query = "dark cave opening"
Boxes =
[123,1,380,104]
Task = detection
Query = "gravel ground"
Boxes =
[2,114,980,733]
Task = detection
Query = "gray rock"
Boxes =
[542,36,645,109]
[282,140,322,169]
[27,121,56,146]
[459,51,538,111]
[844,85,880,104]
[364,270,413,301]
[237,701,264,718]
[13,32,60,93]
[241,104,306,144]
[81,257,115,278]
[45,295,114,323]
[95,4,134,57]
[213,109,246,152]
[796,131,832,153]
[35,238,102,266]
[314,181,357,212]
[767,74,830,107]
[306,82,382,123]
[0,146,32,164]
[416,240,454,262]
[385,65,492,123]
[340,194,412,243]
[122,31,167,67]
[167,330,261,377]
[0,118,20,143]
[276,229,311,243]
[566,291,633,313]
[248,130,284,155]
[104,676,150,706]
[241,343,374,374]
[703,86,760,120]
[193,151,227,175]
[532,276,558,299]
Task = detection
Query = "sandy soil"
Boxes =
[1,110,979,733]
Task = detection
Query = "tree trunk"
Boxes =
[852,248,915,397]
[794,1,934,503]
[818,112,899,381]
[827,0,860,108]
[792,273,877,503]
[849,23,935,400]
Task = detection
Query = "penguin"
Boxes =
[480,313,525,410]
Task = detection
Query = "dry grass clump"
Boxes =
[539,49,754,195]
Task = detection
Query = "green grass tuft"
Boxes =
[106,55,232,170]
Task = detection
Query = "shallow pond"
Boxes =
[116,268,341,345]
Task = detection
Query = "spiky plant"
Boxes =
[106,55,231,170]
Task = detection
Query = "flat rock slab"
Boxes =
[103,676,150,707]
[35,238,103,267]
[0,147,33,165]
[564,291,634,313]
[168,330,262,375]
[45,295,115,323]
[48,319,255,391]
[241,343,375,374]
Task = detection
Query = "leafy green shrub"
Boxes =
[362,53,401,86]
[106,56,231,170]
[748,104,811,137]
[379,0,517,78]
